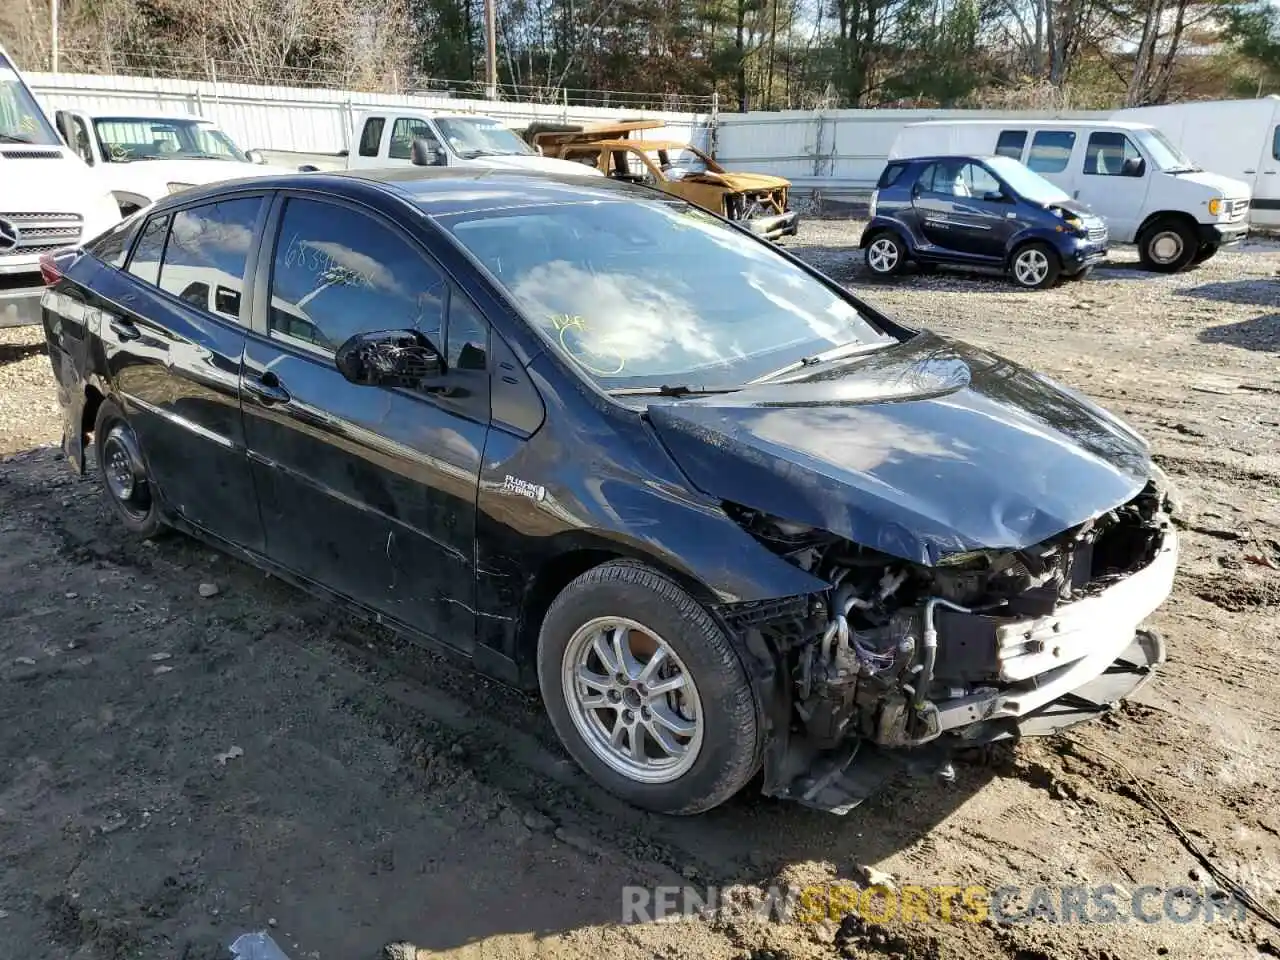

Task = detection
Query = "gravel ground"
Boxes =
[1,224,1279,960]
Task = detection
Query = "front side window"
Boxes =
[962,163,1001,197]
[389,118,437,161]
[435,117,534,158]
[0,53,60,145]
[127,215,170,286]
[268,198,446,354]
[439,199,895,389]
[359,117,384,157]
[158,197,263,323]
[1084,132,1143,176]
[995,130,1027,160]
[93,117,247,162]
[1026,130,1076,174]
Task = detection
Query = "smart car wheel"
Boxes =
[865,233,907,276]
[1138,218,1197,273]
[1010,242,1061,289]
[94,399,163,538]
[536,560,761,815]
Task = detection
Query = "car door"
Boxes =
[949,161,1010,259]
[1253,118,1280,227]
[104,194,269,550]
[912,160,997,259]
[239,193,488,649]
[911,161,962,251]
[1074,130,1149,239]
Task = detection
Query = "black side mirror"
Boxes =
[335,329,445,388]
[1122,157,1146,177]
[411,138,447,167]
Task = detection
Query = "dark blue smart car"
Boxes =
[860,155,1109,289]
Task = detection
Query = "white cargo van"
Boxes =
[0,46,123,326]
[1112,97,1280,229]
[53,110,297,215]
[346,109,601,176]
[890,119,1251,271]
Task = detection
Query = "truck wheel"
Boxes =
[1009,242,1061,289]
[94,399,163,538]
[1192,243,1219,266]
[537,560,761,815]
[1138,218,1197,272]
[865,232,907,276]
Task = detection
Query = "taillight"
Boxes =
[39,253,62,286]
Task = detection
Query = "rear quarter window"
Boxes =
[85,214,140,268]
[877,163,908,189]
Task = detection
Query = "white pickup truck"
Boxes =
[0,46,122,327]
[54,110,298,215]
[346,109,601,175]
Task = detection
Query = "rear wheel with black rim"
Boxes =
[94,399,163,538]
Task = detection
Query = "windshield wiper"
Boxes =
[751,340,887,383]
[606,384,741,398]
[0,134,35,144]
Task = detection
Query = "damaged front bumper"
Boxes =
[742,210,799,241]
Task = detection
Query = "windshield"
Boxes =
[440,199,895,389]
[93,117,248,162]
[436,117,534,158]
[0,54,60,145]
[642,148,711,180]
[1134,128,1198,172]
[985,156,1070,205]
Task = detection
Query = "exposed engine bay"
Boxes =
[722,478,1178,813]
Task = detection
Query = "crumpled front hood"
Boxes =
[690,171,791,192]
[647,333,1153,565]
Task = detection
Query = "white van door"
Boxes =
[1072,129,1150,241]
[1251,109,1280,227]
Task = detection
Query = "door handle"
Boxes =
[1244,169,1256,174]
[244,373,292,406]
[1265,170,1277,175]
[108,319,141,341]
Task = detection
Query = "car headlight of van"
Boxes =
[167,182,196,195]
[1207,197,1223,217]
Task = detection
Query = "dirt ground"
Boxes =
[2,224,1279,960]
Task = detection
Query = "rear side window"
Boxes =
[389,117,436,160]
[359,118,384,157]
[127,215,169,285]
[268,197,446,354]
[995,130,1026,160]
[877,163,908,188]
[157,197,264,324]
[1027,131,1076,174]
[86,215,139,268]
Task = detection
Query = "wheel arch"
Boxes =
[1136,210,1198,242]
[1005,234,1062,270]
[860,221,909,250]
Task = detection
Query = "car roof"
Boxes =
[890,154,1004,163]
[89,112,210,123]
[906,119,1153,132]
[143,167,657,219]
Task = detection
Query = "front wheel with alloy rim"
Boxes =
[94,399,163,538]
[864,233,907,276]
[537,560,761,814]
[1138,218,1197,272]
[1009,242,1061,289]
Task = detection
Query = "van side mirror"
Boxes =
[411,138,447,167]
[245,149,266,164]
[1122,157,1145,177]
[335,329,445,388]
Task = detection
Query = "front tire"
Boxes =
[1009,242,1061,289]
[94,399,163,538]
[537,560,761,815]
[1138,218,1197,272]
[864,232,908,277]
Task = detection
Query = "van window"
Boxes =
[389,117,437,161]
[1085,132,1142,176]
[358,117,384,158]
[995,130,1026,160]
[1027,131,1076,174]
[877,163,908,188]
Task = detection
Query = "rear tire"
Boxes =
[1137,218,1197,273]
[536,560,761,815]
[1009,241,1061,289]
[864,232,908,277]
[94,399,163,539]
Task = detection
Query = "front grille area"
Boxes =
[0,212,83,257]
[1228,198,1250,222]
[1087,225,1107,242]
[0,149,63,160]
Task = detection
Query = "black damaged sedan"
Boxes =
[41,169,1177,815]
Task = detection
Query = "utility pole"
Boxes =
[50,0,59,72]
[484,0,498,100]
